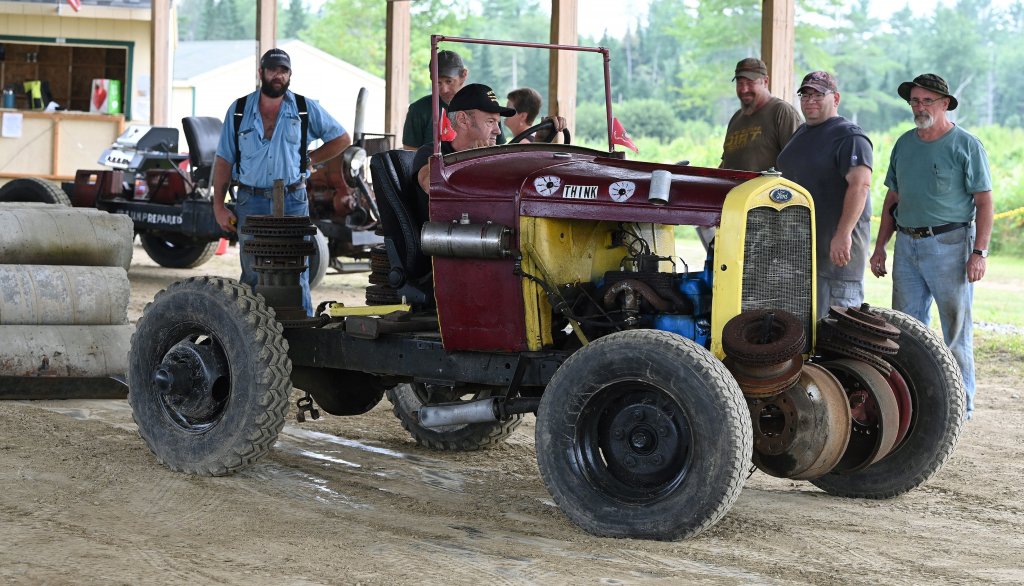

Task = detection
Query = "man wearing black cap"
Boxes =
[721,57,801,172]
[211,47,351,315]
[413,83,516,198]
[777,71,873,320]
[869,73,993,420]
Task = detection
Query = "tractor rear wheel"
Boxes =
[128,276,292,476]
[536,329,751,540]
[0,177,71,206]
[140,233,218,268]
[386,383,523,451]
[811,308,965,498]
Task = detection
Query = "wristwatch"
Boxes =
[972,248,988,258]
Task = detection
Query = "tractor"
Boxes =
[124,37,963,540]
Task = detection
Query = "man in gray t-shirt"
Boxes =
[777,71,873,320]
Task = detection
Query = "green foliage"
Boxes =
[281,0,309,40]
[177,0,254,41]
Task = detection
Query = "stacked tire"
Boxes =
[0,198,135,399]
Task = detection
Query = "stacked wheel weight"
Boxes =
[240,215,321,327]
[722,309,806,398]
[365,243,402,305]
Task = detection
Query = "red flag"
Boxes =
[67,0,81,11]
[439,108,457,142]
[612,117,639,154]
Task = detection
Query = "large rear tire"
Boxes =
[128,276,292,476]
[536,329,751,540]
[140,233,218,269]
[386,383,523,451]
[0,177,72,206]
[811,308,965,498]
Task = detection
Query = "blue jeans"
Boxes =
[817,277,864,320]
[235,186,313,316]
[892,226,975,417]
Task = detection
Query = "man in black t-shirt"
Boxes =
[777,71,873,319]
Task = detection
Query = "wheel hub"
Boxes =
[154,338,230,429]
[593,392,690,497]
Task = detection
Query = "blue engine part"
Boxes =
[651,257,714,347]
[653,313,712,348]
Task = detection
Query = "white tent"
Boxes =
[171,39,387,151]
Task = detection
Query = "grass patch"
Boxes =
[974,331,1024,380]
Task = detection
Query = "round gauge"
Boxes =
[609,180,636,202]
[534,175,561,196]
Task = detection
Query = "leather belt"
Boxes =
[237,180,306,196]
[897,221,970,239]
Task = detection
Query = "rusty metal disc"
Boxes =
[815,335,894,376]
[722,309,806,366]
[749,363,851,480]
[886,368,914,449]
[818,316,900,356]
[724,356,803,398]
[828,304,901,340]
[820,358,900,474]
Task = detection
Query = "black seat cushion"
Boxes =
[369,149,430,280]
[181,116,223,187]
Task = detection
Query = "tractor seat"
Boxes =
[181,116,223,189]
[369,149,434,308]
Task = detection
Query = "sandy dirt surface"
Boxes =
[1,243,1022,585]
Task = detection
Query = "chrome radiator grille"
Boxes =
[741,206,813,351]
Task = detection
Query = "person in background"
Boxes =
[869,73,993,420]
[721,57,801,172]
[402,50,507,150]
[505,87,543,142]
[777,71,873,320]
[211,48,350,315]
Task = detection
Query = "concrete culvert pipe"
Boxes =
[0,265,130,325]
[0,207,133,270]
[0,324,131,378]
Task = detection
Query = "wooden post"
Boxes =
[762,0,795,104]
[257,0,277,90]
[548,0,579,132]
[386,0,412,141]
[150,0,172,125]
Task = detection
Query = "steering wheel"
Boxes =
[511,119,571,144]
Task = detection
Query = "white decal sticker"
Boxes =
[534,175,561,196]
[562,185,599,200]
[608,181,636,202]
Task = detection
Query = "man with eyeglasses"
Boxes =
[777,71,873,321]
[869,73,993,421]
[720,58,801,172]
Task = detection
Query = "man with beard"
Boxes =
[870,73,993,420]
[777,71,873,320]
[211,48,350,315]
[721,58,801,171]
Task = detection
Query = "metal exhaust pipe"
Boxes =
[418,397,540,428]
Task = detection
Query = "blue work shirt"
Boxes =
[215,90,346,189]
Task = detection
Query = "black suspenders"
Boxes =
[232,93,309,177]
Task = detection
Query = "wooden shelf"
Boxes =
[0,42,126,113]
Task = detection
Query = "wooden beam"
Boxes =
[256,0,277,90]
[762,0,795,103]
[548,0,578,131]
[150,0,171,125]
[385,0,411,140]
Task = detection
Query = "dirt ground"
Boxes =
[1,243,1022,585]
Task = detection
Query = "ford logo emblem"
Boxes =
[769,188,793,203]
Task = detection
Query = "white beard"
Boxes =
[914,112,934,130]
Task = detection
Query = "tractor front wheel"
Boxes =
[536,329,751,540]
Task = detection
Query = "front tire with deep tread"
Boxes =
[386,383,523,451]
[128,276,292,476]
[0,177,72,206]
[811,308,965,498]
[536,329,752,540]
